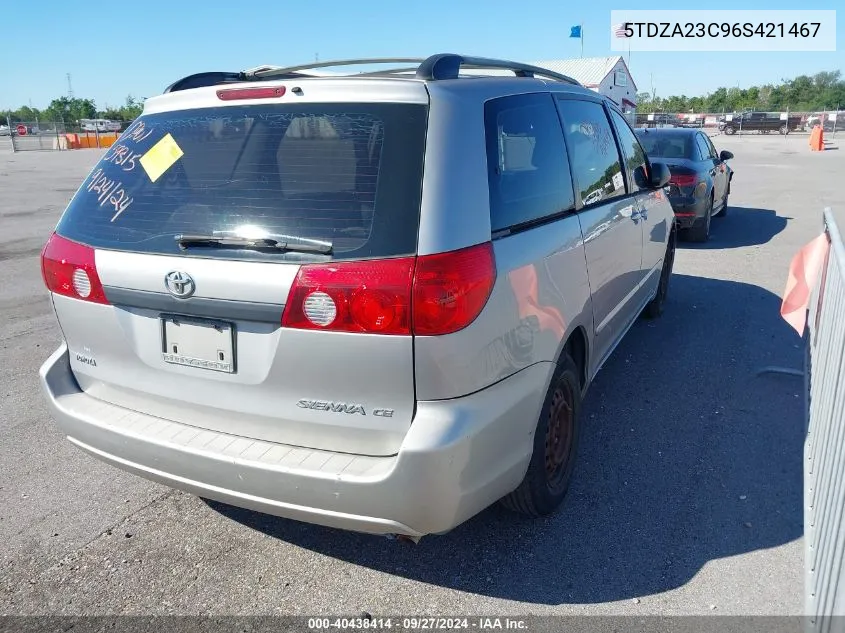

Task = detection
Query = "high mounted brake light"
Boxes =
[216,86,286,100]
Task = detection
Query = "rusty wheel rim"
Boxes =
[544,382,575,494]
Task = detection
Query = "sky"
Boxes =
[1,0,843,111]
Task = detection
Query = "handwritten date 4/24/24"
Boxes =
[85,168,134,222]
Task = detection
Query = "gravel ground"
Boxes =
[0,133,841,617]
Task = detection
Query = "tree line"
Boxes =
[4,95,144,125]
[637,70,845,114]
[6,69,844,122]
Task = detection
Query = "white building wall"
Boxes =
[594,60,637,114]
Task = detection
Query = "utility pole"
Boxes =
[67,73,74,99]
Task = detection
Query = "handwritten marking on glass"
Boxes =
[104,143,142,171]
[86,168,135,222]
[123,120,154,144]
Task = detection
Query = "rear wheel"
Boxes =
[501,354,581,517]
[644,228,676,319]
[779,125,789,135]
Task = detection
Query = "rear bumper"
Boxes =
[40,343,550,537]
[667,196,709,229]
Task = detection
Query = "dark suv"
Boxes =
[718,111,802,135]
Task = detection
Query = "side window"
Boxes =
[485,93,575,232]
[694,135,710,161]
[609,109,649,193]
[705,135,720,160]
[696,134,715,161]
[555,98,625,207]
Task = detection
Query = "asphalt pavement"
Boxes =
[1,133,842,616]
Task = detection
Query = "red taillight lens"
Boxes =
[281,242,497,336]
[40,233,108,304]
[282,258,415,334]
[413,242,496,335]
[216,86,286,100]
[669,173,697,187]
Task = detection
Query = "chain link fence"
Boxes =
[3,120,69,151]
[634,111,843,137]
[3,118,134,151]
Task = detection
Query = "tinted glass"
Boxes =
[485,93,575,232]
[555,99,624,207]
[609,109,648,192]
[635,131,695,160]
[694,135,711,161]
[56,103,428,261]
[704,135,720,159]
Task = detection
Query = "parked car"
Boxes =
[676,114,705,128]
[718,111,802,135]
[635,127,733,242]
[0,125,9,136]
[637,112,682,128]
[39,54,675,539]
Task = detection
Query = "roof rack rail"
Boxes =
[163,54,582,93]
[247,54,581,85]
[247,58,427,79]
[416,54,581,85]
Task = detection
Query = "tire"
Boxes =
[779,125,789,135]
[500,354,581,517]
[686,196,712,243]
[644,228,676,319]
[716,194,729,217]
[724,125,735,135]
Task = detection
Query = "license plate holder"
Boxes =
[161,315,235,373]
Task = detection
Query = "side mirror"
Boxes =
[719,150,734,161]
[639,162,671,189]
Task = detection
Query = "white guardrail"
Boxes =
[805,208,845,633]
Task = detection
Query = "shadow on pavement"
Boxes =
[683,206,789,249]
[207,273,803,605]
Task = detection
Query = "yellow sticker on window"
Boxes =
[139,133,184,183]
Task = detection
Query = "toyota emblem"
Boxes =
[164,271,195,298]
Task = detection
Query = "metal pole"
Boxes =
[833,103,839,139]
[7,114,15,153]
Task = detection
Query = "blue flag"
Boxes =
[570,25,582,38]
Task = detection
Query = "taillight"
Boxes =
[281,242,496,336]
[669,173,698,187]
[40,233,108,304]
[282,257,415,334]
[412,242,496,335]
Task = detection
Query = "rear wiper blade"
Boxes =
[175,234,333,254]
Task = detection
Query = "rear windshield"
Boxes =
[56,103,428,261]
[635,132,694,160]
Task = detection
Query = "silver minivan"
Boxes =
[39,54,675,539]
